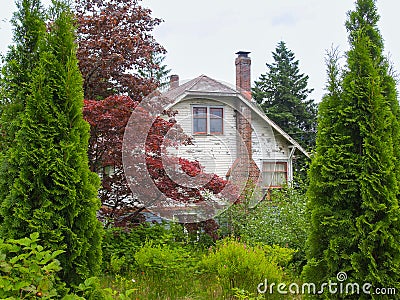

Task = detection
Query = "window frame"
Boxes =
[192,105,224,135]
[193,107,208,135]
[261,161,288,188]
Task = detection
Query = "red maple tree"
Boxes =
[83,95,238,227]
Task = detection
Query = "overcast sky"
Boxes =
[1,1,399,102]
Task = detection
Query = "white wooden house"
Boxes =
[162,52,308,197]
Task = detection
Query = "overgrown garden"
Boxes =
[0,0,399,299]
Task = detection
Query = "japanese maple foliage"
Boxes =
[83,95,236,226]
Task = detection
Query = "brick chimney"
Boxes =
[169,74,179,90]
[235,51,251,99]
[234,51,260,193]
[235,51,253,160]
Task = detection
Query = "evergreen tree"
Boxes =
[0,0,45,148]
[138,52,171,91]
[303,0,400,296]
[0,0,46,227]
[252,41,317,150]
[0,0,102,286]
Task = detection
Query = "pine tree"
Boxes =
[0,0,102,286]
[252,41,317,150]
[303,0,400,295]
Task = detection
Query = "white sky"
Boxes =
[1,0,399,102]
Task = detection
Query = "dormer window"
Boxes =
[193,106,223,135]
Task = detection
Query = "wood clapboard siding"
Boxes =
[169,99,237,178]
[251,111,289,169]
[168,98,292,181]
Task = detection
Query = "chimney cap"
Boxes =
[236,51,251,57]
[169,74,179,90]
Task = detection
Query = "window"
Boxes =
[103,165,115,177]
[193,106,223,134]
[193,107,207,134]
[262,161,287,188]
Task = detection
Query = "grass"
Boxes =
[99,270,300,300]
[100,272,223,299]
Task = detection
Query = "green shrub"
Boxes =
[232,288,264,300]
[134,241,197,276]
[218,187,308,273]
[262,244,296,267]
[200,238,289,296]
[66,276,136,300]
[0,232,65,299]
[102,223,171,274]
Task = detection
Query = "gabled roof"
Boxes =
[163,75,238,99]
[163,75,309,158]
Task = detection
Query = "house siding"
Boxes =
[169,99,237,178]
[251,111,290,166]
[169,98,293,184]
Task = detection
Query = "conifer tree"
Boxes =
[252,41,317,150]
[304,0,400,295]
[0,0,46,213]
[0,0,102,286]
[0,0,45,146]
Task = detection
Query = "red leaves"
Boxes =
[84,94,232,216]
[179,158,202,177]
[75,0,165,100]
[84,95,138,168]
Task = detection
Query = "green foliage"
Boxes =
[97,226,300,299]
[134,240,198,276]
[102,223,172,274]
[0,0,102,286]
[218,187,308,272]
[252,40,317,151]
[200,238,288,296]
[0,232,65,299]
[102,222,215,275]
[60,276,135,300]
[232,287,264,300]
[138,52,171,91]
[304,0,400,296]
[0,0,46,149]
[0,0,46,237]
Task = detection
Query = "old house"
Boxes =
[101,51,309,224]
[162,52,308,200]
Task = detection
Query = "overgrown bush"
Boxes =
[200,238,290,296]
[134,240,198,277]
[102,221,215,275]
[102,222,172,273]
[218,187,308,273]
[0,232,65,299]
[67,276,136,300]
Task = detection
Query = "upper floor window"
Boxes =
[193,106,223,135]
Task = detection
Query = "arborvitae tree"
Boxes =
[252,41,317,150]
[0,0,102,286]
[303,0,400,296]
[0,0,46,215]
[0,0,45,147]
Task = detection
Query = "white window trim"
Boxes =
[191,105,224,135]
[261,160,288,188]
